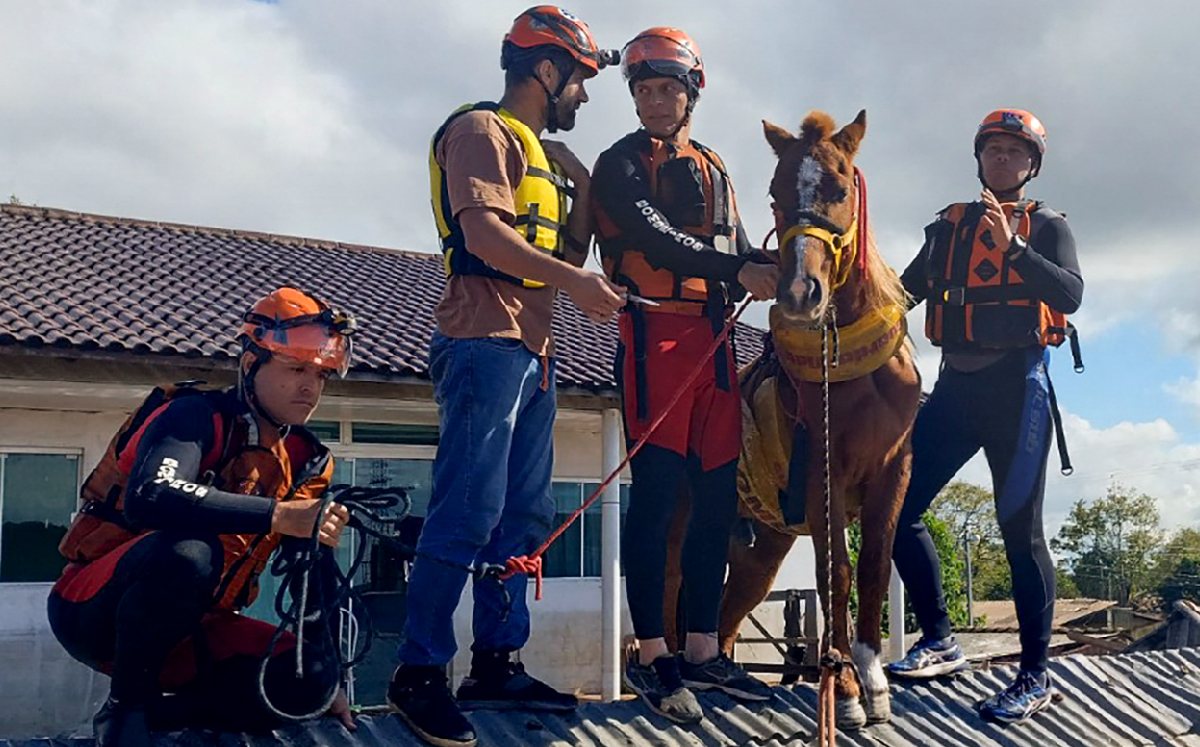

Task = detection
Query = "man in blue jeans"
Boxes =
[388,7,624,747]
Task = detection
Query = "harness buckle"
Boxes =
[942,286,967,306]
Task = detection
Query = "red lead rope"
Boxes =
[501,297,755,600]
[855,167,869,281]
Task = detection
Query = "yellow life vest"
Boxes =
[430,102,569,289]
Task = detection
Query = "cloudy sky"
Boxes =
[3,0,1199,538]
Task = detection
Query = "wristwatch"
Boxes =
[1006,235,1029,260]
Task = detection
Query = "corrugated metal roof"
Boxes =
[7,647,1198,746]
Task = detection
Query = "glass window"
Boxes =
[583,483,630,577]
[542,483,582,578]
[307,420,342,443]
[0,452,79,583]
[351,423,439,446]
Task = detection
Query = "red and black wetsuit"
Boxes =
[47,390,338,731]
[591,130,772,640]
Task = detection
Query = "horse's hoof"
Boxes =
[864,691,891,724]
[836,698,868,730]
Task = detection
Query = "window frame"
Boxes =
[546,476,631,580]
[0,446,84,585]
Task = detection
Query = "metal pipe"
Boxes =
[600,408,622,701]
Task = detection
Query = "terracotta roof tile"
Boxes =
[0,204,764,390]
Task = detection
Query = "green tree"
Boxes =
[1051,483,1162,605]
[1149,527,1200,610]
[1159,558,1200,609]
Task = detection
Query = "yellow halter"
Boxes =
[779,218,859,292]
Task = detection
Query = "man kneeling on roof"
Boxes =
[48,287,358,747]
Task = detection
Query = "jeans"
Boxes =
[398,333,557,666]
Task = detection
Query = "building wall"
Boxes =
[0,388,816,737]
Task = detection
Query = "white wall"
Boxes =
[0,388,818,737]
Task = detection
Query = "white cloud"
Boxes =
[952,410,1200,535]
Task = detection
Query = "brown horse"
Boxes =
[664,110,920,728]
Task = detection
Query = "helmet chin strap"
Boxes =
[537,61,574,134]
[238,347,286,431]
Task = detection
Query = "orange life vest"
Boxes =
[58,383,334,611]
[922,200,1071,352]
[594,132,739,316]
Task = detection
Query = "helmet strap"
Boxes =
[238,342,286,430]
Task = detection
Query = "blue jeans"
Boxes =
[398,333,557,666]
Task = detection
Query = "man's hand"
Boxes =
[270,499,350,548]
[542,140,590,188]
[737,260,781,301]
[327,687,356,731]
[979,188,1015,254]
[564,269,626,324]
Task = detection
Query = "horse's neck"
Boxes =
[833,273,871,326]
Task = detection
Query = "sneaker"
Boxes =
[624,656,704,725]
[886,636,969,679]
[456,651,577,713]
[388,665,477,747]
[679,654,773,702]
[93,697,152,747]
[978,670,1055,724]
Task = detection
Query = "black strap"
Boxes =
[629,305,650,421]
[707,293,731,392]
[932,283,1043,306]
[781,420,809,525]
[1066,323,1084,373]
[1047,375,1073,476]
[525,165,576,199]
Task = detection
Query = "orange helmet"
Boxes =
[240,287,356,378]
[621,27,705,93]
[974,109,1047,160]
[501,6,615,77]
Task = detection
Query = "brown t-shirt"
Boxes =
[433,109,557,357]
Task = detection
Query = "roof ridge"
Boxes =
[0,202,438,261]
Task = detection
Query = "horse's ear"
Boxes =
[763,120,796,157]
[832,109,867,157]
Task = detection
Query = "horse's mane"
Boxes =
[860,227,910,313]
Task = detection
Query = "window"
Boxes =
[0,451,80,583]
[351,423,439,446]
[306,420,342,443]
[542,481,630,579]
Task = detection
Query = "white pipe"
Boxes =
[888,562,906,662]
[600,408,622,701]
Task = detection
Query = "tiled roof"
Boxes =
[0,204,764,392]
[5,648,1199,746]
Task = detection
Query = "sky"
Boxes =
[2,0,1199,540]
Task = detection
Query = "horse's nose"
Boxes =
[790,276,822,308]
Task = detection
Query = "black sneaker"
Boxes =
[456,651,577,712]
[679,654,773,702]
[623,656,704,724]
[94,697,152,747]
[388,665,477,747]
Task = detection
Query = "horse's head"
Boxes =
[764,110,867,324]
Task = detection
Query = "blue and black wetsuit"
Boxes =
[893,205,1083,674]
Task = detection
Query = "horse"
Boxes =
[663,110,921,728]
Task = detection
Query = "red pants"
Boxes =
[618,310,741,471]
